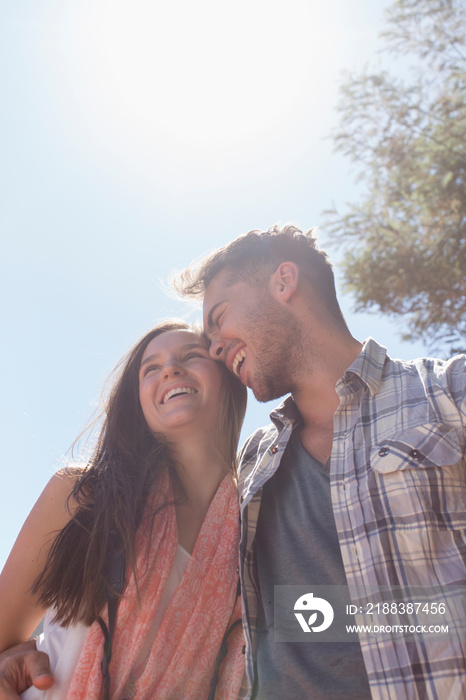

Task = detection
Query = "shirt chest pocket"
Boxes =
[369,423,466,529]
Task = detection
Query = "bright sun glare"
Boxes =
[58,0,340,163]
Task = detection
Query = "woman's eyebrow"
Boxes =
[140,353,160,368]
[140,343,207,368]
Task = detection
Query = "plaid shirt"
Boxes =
[237,338,466,699]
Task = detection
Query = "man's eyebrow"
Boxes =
[140,343,207,368]
[206,302,223,332]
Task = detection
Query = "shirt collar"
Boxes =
[343,337,388,396]
[267,337,388,424]
[268,394,302,429]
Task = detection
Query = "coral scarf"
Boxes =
[68,472,244,699]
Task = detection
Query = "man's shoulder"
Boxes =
[361,338,466,382]
[386,351,466,389]
[413,351,466,374]
[378,352,466,426]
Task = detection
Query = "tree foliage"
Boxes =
[325,0,466,353]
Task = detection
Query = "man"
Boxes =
[0,641,53,698]
[2,224,465,698]
[175,224,466,699]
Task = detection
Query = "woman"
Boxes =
[0,320,247,699]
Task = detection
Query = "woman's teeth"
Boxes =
[163,387,196,403]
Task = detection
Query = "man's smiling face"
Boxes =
[203,267,303,403]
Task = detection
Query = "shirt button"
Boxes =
[271,445,279,454]
[409,449,421,460]
[378,447,390,457]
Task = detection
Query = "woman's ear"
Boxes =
[268,262,300,302]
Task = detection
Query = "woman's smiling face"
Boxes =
[138,329,225,439]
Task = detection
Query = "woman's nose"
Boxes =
[163,359,184,378]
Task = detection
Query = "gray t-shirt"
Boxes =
[254,428,371,699]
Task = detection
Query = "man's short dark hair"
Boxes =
[174,224,345,324]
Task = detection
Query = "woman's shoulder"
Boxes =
[39,465,87,516]
[0,465,89,650]
[19,463,90,543]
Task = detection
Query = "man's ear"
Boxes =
[268,262,300,302]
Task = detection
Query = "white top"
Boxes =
[22,619,89,700]
[22,545,191,699]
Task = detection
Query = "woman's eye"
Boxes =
[184,353,203,361]
[143,364,160,376]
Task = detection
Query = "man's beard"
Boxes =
[248,298,307,403]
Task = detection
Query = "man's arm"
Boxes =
[0,640,54,699]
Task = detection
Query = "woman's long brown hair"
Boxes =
[32,320,247,626]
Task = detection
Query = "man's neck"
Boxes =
[291,335,362,464]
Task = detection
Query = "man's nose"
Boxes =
[209,338,225,361]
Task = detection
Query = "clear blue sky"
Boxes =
[1,0,430,568]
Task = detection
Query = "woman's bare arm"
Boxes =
[0,470,79,652]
